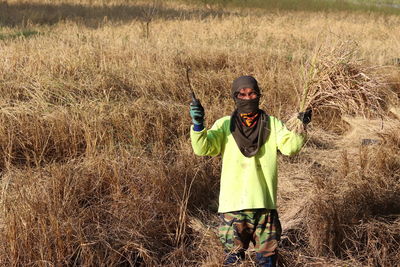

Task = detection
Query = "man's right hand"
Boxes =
[189,102,205,125]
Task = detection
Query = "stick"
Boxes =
[185,66,200,105]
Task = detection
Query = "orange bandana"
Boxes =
[239,112,260,128]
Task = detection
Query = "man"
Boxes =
[189,76,311,266]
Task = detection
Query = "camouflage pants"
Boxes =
[218,209,282,259]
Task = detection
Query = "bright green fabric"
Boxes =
[190,115,305,213]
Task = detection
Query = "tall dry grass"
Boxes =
[0,0,399,266]
[296,124,400,266]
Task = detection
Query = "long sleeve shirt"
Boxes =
[190,115,305,213]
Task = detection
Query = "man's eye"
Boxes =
[238,92,257,98]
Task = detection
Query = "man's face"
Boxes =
[237,88,258,100]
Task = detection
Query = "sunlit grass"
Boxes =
[0,0,399,266]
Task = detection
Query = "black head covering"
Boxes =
[230,76,269,157]
[231,75,260,97]
[231,76,261,113]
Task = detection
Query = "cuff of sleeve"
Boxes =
[193,124,204,131]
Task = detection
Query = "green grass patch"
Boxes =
[0,29,41,41]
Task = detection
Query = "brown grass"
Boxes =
[0,0,399,266]
[286,39,392,134]
[301,41,388,116]
[280,116,400,266]
[307,125,400,264]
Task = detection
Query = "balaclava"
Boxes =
[231,76,260,113]
[230,76,270,157]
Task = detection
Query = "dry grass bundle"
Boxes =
[286,40,388,133]
[301,41,386,116]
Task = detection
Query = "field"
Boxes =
[0,0,399,266]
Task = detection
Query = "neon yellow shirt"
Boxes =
[190,115,305,213]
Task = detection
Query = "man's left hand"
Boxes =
[297,109,312,124]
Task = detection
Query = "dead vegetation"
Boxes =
[280,109,400,266]
[0,1,399,266]
[286,40,391,134]
[301,41,388,117]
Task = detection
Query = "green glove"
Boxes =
[189,102,204,125]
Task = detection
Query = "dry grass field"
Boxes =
[0,0,399,266]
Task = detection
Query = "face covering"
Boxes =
[234,98,260,114]
[229,76,270,157]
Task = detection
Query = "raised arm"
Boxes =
[190,119,226,157]
[274,117,306,156]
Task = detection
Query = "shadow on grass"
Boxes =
[188,0,400,15]
[1,1,398,28]
[0,30,41,40]
[0,2,230,28]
